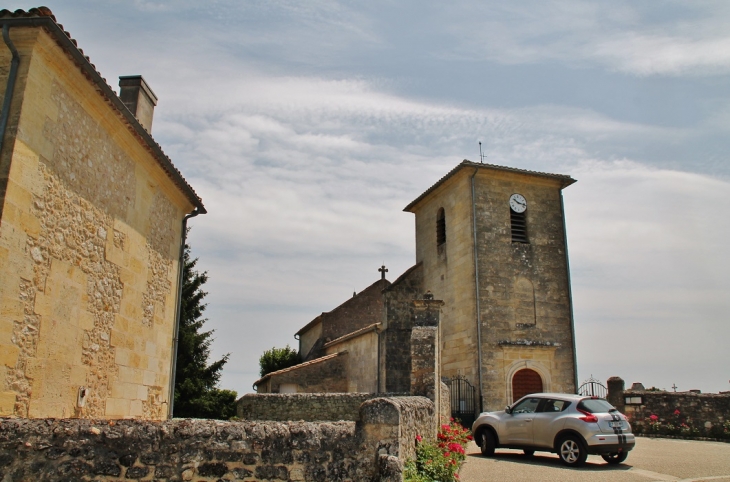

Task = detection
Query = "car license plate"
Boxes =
[609,421,622,428]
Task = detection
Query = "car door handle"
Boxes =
[525,419,532,422]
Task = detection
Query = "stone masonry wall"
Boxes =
[608,377,730,439]
[0,396,437,481]
[0,418,370,482]
[382,264,423,393]
[320,279,389,346]
[473,170,576,409]
[0,27,191,419]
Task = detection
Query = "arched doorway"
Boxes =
[512,368,543,401]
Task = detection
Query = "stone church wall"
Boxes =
[320,279,389,344]
[0,396,436,481]
[412,173,478,384]
[472,170,576,409]
[325,329,379,393]
[0,27,193,419]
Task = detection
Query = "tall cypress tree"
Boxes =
[173,237,237,419]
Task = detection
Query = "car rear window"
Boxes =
[578,398,616,413]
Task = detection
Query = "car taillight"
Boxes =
[578,408,598,423]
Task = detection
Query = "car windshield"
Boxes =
[578,398,616,413]
[511,397,541,414]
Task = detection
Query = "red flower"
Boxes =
[467,435,473,440]
[674,409,681,416]
[415,434,422,442]
[649,414,658,421]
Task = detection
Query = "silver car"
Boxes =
[471,393,635,466]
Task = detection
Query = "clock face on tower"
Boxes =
[509,193,527,213]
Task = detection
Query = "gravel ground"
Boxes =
[459,436,730,482]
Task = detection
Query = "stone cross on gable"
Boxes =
[379,265,388,280]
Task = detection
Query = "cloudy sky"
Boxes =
[12,1,730,394]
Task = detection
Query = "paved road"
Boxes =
[459,437,730,482]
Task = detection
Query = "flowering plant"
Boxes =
[639,408,722,439]
[404,420,472,482]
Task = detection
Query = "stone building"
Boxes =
[255,161,578,415]
[405,161,578,411]
[0,8,204,419]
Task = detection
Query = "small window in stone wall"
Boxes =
[625,396,643,405]
[436,208,446,247]
[279,384,298,393]
[511,209,528,243]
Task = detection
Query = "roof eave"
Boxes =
[404,160,576,213]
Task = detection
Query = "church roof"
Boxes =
[0,7,205,213]
[253,351,346,387]
[382,263,422,293]
[403,160,576,212]
[295,278,390,337]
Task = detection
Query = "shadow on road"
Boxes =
[466,450,633,472]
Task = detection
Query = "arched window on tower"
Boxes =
[436,208,446,247]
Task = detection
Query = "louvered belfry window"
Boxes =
[436,208,446,246]
[510,209,528,243]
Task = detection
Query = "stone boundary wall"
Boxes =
[607,377,730,440]
[0,396,435,481]
[237,393,407,422]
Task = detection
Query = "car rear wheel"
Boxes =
[601,452,628,464]
[480,430,496,457]
[558,435,587,467]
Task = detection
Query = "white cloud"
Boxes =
[18,0,728,395]
[439,1,730,76]
[566,161,730,392]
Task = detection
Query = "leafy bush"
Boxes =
[404,420,472,482]
[259,345,301,377]
[637,409,729,440]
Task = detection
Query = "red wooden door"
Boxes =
[512,369,543,402]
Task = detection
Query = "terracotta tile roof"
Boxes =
[0,7,205,213]
[403,160,576,212]
[253,351,347,387]
[323,323,381,349]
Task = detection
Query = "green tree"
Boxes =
[259,345,301,377]
[173,238,237,419]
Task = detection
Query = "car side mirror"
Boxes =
[505,406,512,414]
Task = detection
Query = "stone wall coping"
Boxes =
[623,390,730,398]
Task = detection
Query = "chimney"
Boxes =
[118,75,158,133]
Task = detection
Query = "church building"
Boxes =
[255,160,578,416]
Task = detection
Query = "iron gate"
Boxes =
[578,375,607,398]
[444,375,477,428]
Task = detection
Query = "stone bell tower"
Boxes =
[404,160,578,412]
